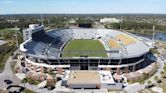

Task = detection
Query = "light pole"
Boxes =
[120,16,123,31]
[119,41,124,65]
[46,49,50,64]
[15,26,19,48]
[116,41,124,75]
[152,26,156,40]
[41,13,44,26]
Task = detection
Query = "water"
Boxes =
[134,32,166,42]
[155,32,166,41]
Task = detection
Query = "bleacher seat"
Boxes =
[108,39,120,49]
[116,34,136,45]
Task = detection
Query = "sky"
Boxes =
[0,0,166,14]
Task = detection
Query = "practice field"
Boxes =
[62,39,107,57]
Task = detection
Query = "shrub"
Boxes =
[154,76,159,81]
[22,78,40,85]
[147,80,152,85]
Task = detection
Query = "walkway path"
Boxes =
[144,49,165,85]
[124,47,166,93]
[0,56,21,89]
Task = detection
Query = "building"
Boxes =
[100,18,120,24]
[22,24,44,41]
[62,70,122,89]
[78,23,92,28]
[20,28,150,73]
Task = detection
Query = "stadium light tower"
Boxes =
[116,40,124,75]
[15,26,19,48]
[41,13,44,26]
[45,43,50,63]
[46,50,50,63]
[152,26,156,40]
[119,40,124,65]
[120,16,123,31]
[119,47,123,65]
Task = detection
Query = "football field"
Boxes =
[62,39,107,57]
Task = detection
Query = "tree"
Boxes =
[147,80,152,85]
[154,76,159,81]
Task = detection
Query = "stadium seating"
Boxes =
[116,34,136,45]
[108,39,120,49]
[72,29,97,39]
[23,29,147,60]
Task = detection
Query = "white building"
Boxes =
[22,24,44,41]
[62,70,122,89]
[69,19,76,24]
[100,18,120,24]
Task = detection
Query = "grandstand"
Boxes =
[116,34,136,45]
[108,39,120,49]
[20,28,150,71]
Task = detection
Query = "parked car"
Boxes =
[4,79,13,84]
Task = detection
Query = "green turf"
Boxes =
[62,39,107,57]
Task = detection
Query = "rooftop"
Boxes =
[99,71,115,84]
[66,70,115,85]
[67,71,101,85]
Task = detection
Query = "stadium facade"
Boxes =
[20,25,151,72]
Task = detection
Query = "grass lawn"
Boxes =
[0,29,15,37]
[62,39,107,57]
[0,51,11,72]
[159,65,166,93]
[0,44,15,72]
[0,29,22,72]
[0,29,14,32]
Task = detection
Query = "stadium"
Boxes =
[20,26,150,73]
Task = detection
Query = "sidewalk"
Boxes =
[0,56,21,89]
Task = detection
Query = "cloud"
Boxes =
[3,0,13,4]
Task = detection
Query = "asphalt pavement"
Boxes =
[0,56,21,89]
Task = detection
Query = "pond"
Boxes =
[134,32,166,42]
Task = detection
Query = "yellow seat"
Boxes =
[108,39,120,48]
[116,34,136,45]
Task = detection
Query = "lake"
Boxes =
[134,32,166,42]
